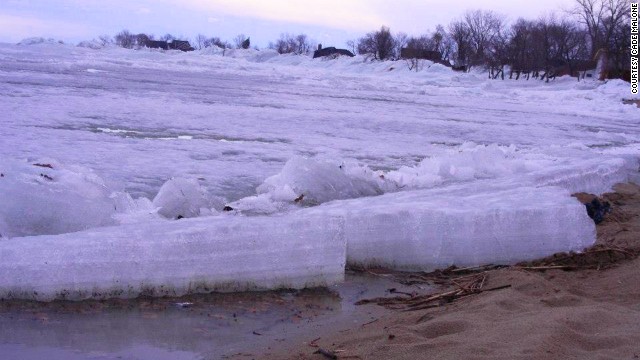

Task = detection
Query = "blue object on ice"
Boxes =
[585,198,611,224]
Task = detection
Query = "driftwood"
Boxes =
[356,269,510,311]
[355,242,638,311]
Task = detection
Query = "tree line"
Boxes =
[108,30,316,55]
[101,0,631,79]
[353,0,630,78]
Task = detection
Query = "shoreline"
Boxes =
[256,182,640,360]
[0,183,637,359]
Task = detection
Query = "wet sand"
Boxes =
[263,183,640,360]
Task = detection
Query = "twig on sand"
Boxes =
[308,337,321,348]
[388,288,414,297]
[314,348,338,359]
[447,264,498,273]
[517,244,639,271]
[361,318,378,327]
[515,265,578,271]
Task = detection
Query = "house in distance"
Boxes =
[313,44,355,59]
[145,39,194,52]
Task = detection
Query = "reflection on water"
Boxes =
[0,272,413,359]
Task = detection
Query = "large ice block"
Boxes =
[152,177,211,219]
[0,214,346,301]
[0,159,116,238]
[256,157,384,206]
[310,186,596,271]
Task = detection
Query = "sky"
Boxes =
[0,0,578,48]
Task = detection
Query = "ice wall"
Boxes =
[0,214,345,301]
[308,186,596,270]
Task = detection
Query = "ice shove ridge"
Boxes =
[0,146,638,300]
[0,185,594,301]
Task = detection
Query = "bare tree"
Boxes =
[271,34,292,54]
[194,34,208,50]
[357,26,396,60]
[394,32,409,59]
[405,35,434,51]
[234,34,250,49]
[607,17,631,78]
[553,18,590,77]
[160,33,176,42]
[486,28,510,79]
[204,37,230,49]
[463,10,505,66]
[572,0,630,56]
[98,35,112,46]
[507,18,535,72]
[345,40,356,54]
[403,36,428,71]
[449,20,471,68]
[296,34,313,54]
[434,25,454,62]
[270,33,314,55]
[114,30,135,49]
[135,33,152,47]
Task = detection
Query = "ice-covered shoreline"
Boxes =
[0,42,639,300]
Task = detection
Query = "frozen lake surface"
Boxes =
[1,43,637,202]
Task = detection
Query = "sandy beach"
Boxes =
[261,182,640,360]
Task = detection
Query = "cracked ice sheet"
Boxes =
[1,43,638,202]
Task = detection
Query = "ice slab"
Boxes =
[256,157,385,205]
[229,146,639,218]
[308,186,596,271]
[0,214,346,301]
[0,159,116,238]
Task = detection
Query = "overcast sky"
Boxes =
[0,0,578,47]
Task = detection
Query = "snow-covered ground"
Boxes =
[0,41,638,299]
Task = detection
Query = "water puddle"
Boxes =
[0,272,419,359]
